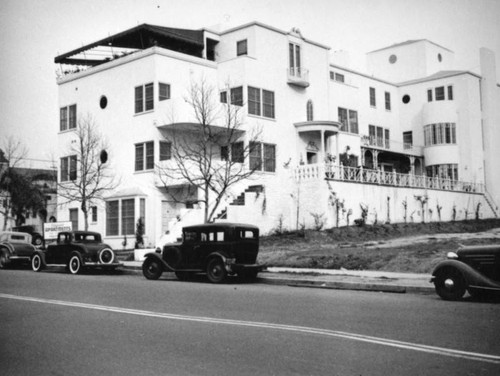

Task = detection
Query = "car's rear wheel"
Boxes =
[142,257,163,280]
[68,254,83,275]
[31,254,45,272]
[33,236,43,247]
[0,250,9,269]
[434,268,466,301]
[99,248,115,264]
[206,258,227,284]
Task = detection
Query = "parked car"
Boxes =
[31,231,122,274]
[0,231,37,268]
[12,225,43,247]
[431,244,500,300]
[142,223,264,283]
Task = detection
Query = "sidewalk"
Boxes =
[122,262,434,294]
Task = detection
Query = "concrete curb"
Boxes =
[119,263,435,295]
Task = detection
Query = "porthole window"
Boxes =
[402,94,411,104]
[389,54,397,64]
[438,53,442,62]
[100,96,108,109]
[100,150,108,164]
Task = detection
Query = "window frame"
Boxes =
[60,155,77,182]
[384,91,391,111]
[249,142,276,173]
[60,104,77,131]
[369,87,376,107]
[435,86,445,101]
[159,141,171,161]
[159,82,171,101]
[248,86,275,119]
[338,107,359,134]
[135,82,154,114]
[135,141,155,171]
[236,39,248,56]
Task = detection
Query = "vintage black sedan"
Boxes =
[142,223,264,283]
[31,231,122,274]
[431,244,500,300]
[0,231,37,268]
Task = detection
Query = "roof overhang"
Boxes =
[294,121,341,134]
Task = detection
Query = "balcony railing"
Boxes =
[294,164,485,194]
[287,67,310,88]
[361,135,423,156]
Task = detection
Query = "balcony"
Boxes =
[361,135,423,157]
[287,67,310,88]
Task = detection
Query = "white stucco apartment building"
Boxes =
[54,22,500,248]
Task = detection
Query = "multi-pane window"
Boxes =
[159,83,170,101]
[106,201,119,236]
[424,123,457,146]
[135,83,154,113]
[237,39,248,56]
[338,108,358,134]
[220,87,243,106]
[135,141,155,171]
[60,155,77,182]
[426,164,458,180]
[369,87,376,107]
[329,71,345,82]
[435,86,445,101]
[289,43,301,76]
[159,141,171,161]
[385,92,391,111]
[121,199,135,236]
[105,198,139,237]
[221,142,244,163]
[248,87,275,119]
[91,206,98,223]
[306,100,313,121]
[403,131,413,149]
[447,85,453,100]
[249,142,276,173]
[427,89,433,102]
[60,104,77,131]
[369,125,390,149]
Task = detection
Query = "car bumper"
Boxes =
[226,263,265,274]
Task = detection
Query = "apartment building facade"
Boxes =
[55,22,499,248]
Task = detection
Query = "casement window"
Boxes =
[289,43,301,76]
[249,142,276,172]
[369,87,376,107]
[135,141,155,171]
[60,155,77,182]
[60,104,77,131]
[237,39,248,56]
[69,208,78,231]
[435,86,445,101]
[403,131,413,149]
[159,141,171,161]
[338,108,358,134]
[424,123,456,146]
[427,89,433,102]
[159,83,171,101]
[220,87,243,106]
[248,87,275,119]
[426,164,458,180]
[369,125,390,148]
[106,198,138,236]
[306,100,313,121]
[447,85,453,100]
[385,92,391,111]
[135,83,154,113]
[221,142,244,163]
[91,206,98,223]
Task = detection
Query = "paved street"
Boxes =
[1,268,499,375]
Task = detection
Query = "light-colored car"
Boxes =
[0,231,36,268]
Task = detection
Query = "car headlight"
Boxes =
[446,252,459,259]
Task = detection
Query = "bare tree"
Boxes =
[57,114,118,230]
[157,78,262,223]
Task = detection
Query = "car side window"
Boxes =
[184,231,197,243]
[217,232,225,241]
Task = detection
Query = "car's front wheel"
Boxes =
[68,254,83,275]
[434,267,466,301]
[0,250,9,269]
[31,254,45,272]
[142,257,163,280]
[206,258,227,284]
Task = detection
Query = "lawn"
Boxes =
[257,219,500,273]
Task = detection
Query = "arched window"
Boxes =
[306,100,313,121]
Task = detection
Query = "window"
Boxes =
[69,208,78,231]
[249,142,276,173]
[435,86,445,101]
[385,92,391,111]
[219,86,243,106]
[159,141,171,161]
[60,104,77,131]
[338,108,358,134]
[447,85,453,100]
[221,142,244,163]
[427,89,433,102]
[91,206,98,223]
[121,199,135,236]
[220,91,228,104]
[369,87,376,107]
[159,83,170,101]
[140,198,146,229]
[426,164,458,180]
[329,71,345,83]
[306,100,313,121]
[289,43,301,76]
[403,131,413,149]
[369,125,390,148]
[248,86,275,119]
[135,83,154,113]
[424,123,456,146]
[237,39,247,56]
[60,155,77,182]
[106,198,138,237]
[135,141,154,171]
[106,201,119,236]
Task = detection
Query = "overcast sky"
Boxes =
[1,0,499,169]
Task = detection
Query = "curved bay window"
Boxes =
[424,123,456,146]
[426,164,458,181]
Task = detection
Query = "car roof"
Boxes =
[0,231,32,239]
[183,222,259,231]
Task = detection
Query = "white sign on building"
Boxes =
[43,222,72,240]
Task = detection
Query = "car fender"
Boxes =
[432,260,500,289]
[0,243,15,255]
[144,252,176,272]
[205,252,233,271]
[31,250,46,264]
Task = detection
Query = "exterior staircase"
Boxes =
[215,185,264,220]
[484,190,499,218]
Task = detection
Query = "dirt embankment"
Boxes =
[258,219,500,273]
